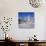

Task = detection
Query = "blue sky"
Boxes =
[18,12,34,19]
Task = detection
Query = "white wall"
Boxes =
[0,0,46,40]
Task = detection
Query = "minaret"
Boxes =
[26,16,32,24]
[27,16,31,22]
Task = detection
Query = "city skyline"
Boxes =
[18,12,34,28]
